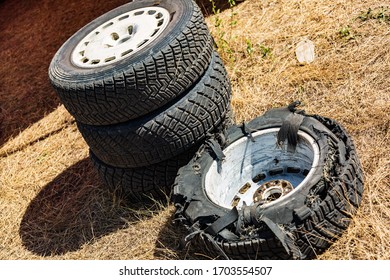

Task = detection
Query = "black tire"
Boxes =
[49,0,213,125]
[77,52,232,168]
[90,145,200,202]
[173,105,364,260]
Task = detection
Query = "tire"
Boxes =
[90,145,199,202]
[77,52,232,168]
[172,104,364,260]
[49,0,213,125]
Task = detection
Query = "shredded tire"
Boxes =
[173,104,364,260]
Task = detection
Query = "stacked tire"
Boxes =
[49,0,232,200]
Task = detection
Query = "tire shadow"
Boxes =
[19,158,156,257]
[154,212,217,260]
[195,0,237,16]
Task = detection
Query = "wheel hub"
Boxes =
[253,179,294,204]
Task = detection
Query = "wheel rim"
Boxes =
[71,7,171,68]
[204,128,320,210]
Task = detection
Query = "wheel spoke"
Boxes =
[231,179,259,208]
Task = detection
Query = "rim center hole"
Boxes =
[263,188,283,201]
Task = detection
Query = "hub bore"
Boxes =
[253,179,294,204]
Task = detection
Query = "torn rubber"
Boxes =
[173,104,364,260]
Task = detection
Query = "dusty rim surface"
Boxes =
[0,0,389,259]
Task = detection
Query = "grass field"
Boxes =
[0,0,389,260]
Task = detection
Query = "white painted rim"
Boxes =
[204,128,320,210]
[71,7,170,68]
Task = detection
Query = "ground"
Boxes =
[0,0,389,259]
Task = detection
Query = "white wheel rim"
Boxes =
[204,128,320,210]
[71,7,171,68]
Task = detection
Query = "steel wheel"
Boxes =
[71,7,170,68]
[204,128,320,210]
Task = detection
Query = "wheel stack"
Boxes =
[49,0,233,200]
[49,0,364,260]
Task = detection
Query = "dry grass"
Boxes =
[0,0,389,260]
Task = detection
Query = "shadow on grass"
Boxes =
[195,0,235,16]
[18,158,160,257]
[0,0,131,147]
[153,212,216,260]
